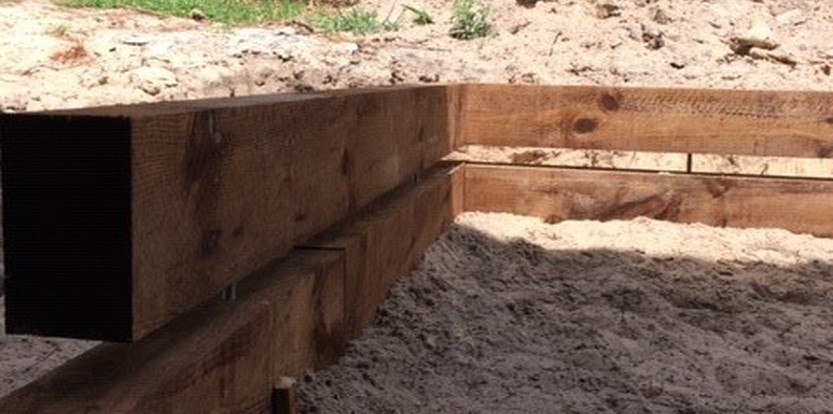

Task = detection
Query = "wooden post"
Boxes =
[272,377,299,414]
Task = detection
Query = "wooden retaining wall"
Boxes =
[2,84,833,412]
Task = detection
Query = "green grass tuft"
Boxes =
[403,5,433,26]
[450,0,492,40]
[311,7,400,36]
[61,0,304,25]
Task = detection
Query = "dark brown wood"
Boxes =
[0,249,344,414]
[272,377,299,414]
[299,164,464,337]
[465,164,833,237]
[461,84,833,158]
[0,85,457,341]
[0,164,466,413]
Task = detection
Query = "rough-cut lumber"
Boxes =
[299,164,464,337]
[0,249,344,414]
[465,164,833,237]
[0,163,464,413]
[460,84,833,158]
[0,85,458,341]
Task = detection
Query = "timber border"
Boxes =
[2,83,833,413]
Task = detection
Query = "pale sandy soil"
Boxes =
[300,213,833,413]
[3,0,833,408]
[2,0,833,114]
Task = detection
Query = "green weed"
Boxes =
[61,0,304,25]
[403,5,433,25]
[450,0,492,40]
[312,7,400,35]
[51,24,71,38]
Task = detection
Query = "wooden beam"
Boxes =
[461,84,833,158]
[0,162,464,413]
[299,164,464,337]
[0,249,344,413]
[465,164,833,237]
[0,85,458,341]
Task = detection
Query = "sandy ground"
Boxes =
[2,0,833,113]
[3,0,833,408]
[300,213,833,413]
[0,297,95,397]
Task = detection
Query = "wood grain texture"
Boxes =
[299,164,464,337]
[465,164,833,237]
[461,84,833,158]
[0,249,344,414]
[1,85,456,341]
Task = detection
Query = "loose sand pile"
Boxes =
[299,212,833,413]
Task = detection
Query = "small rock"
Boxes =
[729,20,779,55]
[132,66,178,96]
[189,8,207,21]
[595,3,621,19]
[119,35,151,46]
[748,19,774,40]
[642,25,665,50]
[820,48,833,60]
[254,65,276,86]
[390,69,406,84]
[652,8,672,24]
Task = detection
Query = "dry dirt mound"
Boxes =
[299,213,833,413]
[2,0,833,112]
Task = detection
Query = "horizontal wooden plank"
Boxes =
[1,85,458,341]
[461,84,833,158]
[465,164,833,237]
[447,145,689,172]
[0,249,344,414]
[692,153,833,179]
[299,164,464,337]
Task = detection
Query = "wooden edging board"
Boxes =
[5,82,833,343]
[299,163,465,337]
[464,163,833,237]
[0,85,459,341]
[459,84,833,158]
[0,164,463,413]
